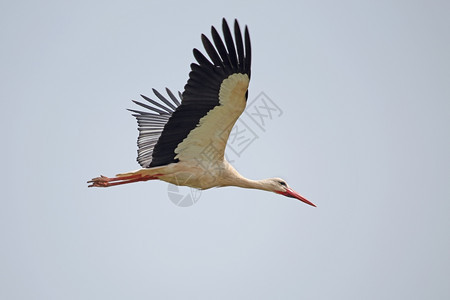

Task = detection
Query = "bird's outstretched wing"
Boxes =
[129,89,181,168]
[131,18,251,168]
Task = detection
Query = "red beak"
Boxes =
[278,188,316,207]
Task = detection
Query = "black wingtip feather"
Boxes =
[165,88,181,106]
[244,26,251,78]
[152,88,178,111]
[201,34,224,67]
[211,26,231,67]
[233,20,245,72]
[222,19,238,68]
[193,48,213,67]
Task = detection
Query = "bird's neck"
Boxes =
[233,177,271,191]
[220,162,271,191]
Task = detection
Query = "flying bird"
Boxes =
[88,19,315,207]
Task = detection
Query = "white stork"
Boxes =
[88,19,315,207]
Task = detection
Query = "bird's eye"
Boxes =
[278,181,287,187]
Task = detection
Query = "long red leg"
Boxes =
[87,174,163,187]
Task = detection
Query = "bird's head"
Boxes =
[267,178,316,207]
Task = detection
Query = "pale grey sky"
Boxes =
[1,0,449,299]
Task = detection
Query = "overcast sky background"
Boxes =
[1,0,449,299]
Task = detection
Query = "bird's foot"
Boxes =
[87,175,114,187]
